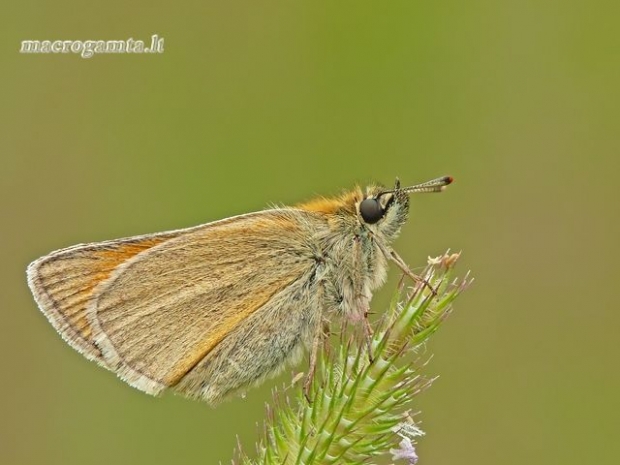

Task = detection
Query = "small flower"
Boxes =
[427,251,461,269]
[392,420,424,440]
[390,438,418,464]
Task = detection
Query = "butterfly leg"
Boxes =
[303,320,323,404]
[363,309,375,363]
[376,241,437,295]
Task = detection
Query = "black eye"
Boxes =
[359,198,385,224]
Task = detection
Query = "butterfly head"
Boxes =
[357,176,453,240]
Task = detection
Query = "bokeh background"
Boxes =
[1,1,618,464]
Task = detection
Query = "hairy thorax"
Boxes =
[311,217,391,321]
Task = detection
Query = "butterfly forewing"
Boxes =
[28,210,320,400]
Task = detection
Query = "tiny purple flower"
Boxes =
[390,437,418,464]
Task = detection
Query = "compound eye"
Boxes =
[359,198,384,224]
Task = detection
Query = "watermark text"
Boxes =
[20,35,164,59]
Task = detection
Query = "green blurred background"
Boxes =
[1,1,618,464]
